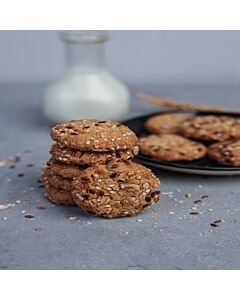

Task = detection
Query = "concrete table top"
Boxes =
[1,82,240,270]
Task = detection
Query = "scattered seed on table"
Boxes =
[210,223,218,227]
[185,193,192,198]
[27,164,34,168]
[36,204,46,210]
[68,216,78,221]
[194,200,202,204]
[213,219,224,224]
[24,214,35,219]
[190,211,200,215]
[162,192,173,195]
[18,173,25,177]
[0,204,9,210]
[201,195,208,199]
[35,227,43,232]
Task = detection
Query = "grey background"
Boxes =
[1,83,240,270]
[1,30,240,85]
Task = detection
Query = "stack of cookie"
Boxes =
[140,113,240,166]
[41,119,160,218]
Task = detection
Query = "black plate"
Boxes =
[123,110,240,175]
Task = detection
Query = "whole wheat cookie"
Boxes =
[51,119,139,152]
[47,158,87,179]
[145,113,188,134]
[72,161,160,219]
[41,168,73,191]
[43,184,75,205]
[139,134,207,161]
[50,143,138,166]
[208,139,240,166]
[180,115,240,142]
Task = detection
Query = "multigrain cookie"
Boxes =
[180,115,240,142]
[43,184,75,205]
[72,161,160,218]
[47,158,87,179]
[50,143,138,166]
[145,113,188,134]
[208,139,240,166]
[139,134,207,161]
[41,168,73,191]
[51,120,139,152]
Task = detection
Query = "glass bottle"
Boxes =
[43,31,130,123]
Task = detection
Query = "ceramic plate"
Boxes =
[123,110,240,176]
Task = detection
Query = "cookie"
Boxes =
[41,168,73,191]
[47,158,87,179]
[180,115,240,142]
[139,134,207,161]
[145,113,187,134]
[72,161,160,218]
[208,139,240,166]
[50,143,138,166]
[50,120,139,152]
[43,184,75,205]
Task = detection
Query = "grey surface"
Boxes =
[1,83,240,270]
[1,31,240,85]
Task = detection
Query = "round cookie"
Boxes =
[72,161,160,219]
[145,113,187,134]
[47,158,87,179]
[43,184,75,206]
[50,143,138,166]
[139,134,207,161]
[208,139,240,166]
[180,115,240,142]
[41,168,73,191]
[50,119,139,152]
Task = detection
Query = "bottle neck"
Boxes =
[65,42,105,72]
